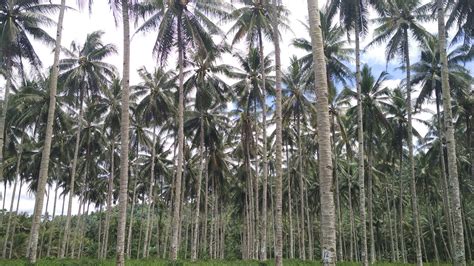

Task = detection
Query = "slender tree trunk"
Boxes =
[126,177,138,258]
[0,58,12,189]
[2,148,22,258]
[307,0,336,264]
[437,2,465,265]
[9,179,22,259]
[428,204,440,263]
[286,143,294,260]
[46,185,59,257]
[257,27,269,262]
[28,2,66,263]
[367,140,376,263]
[297,115,306,260]
[39,185,51,259]
[116,0,131,265]
[399,152,407,263]
[348,161,355,261]
[435,89,455,256]
[143,127,157,258]
[202,153,209,256]
[102,141,115,259]
[305,186,314,260]
[404,30,423,266]
[191,118,205,261]
[97,205,103,259]
[332,115,343,261]
[354,2,368,265]
[169,16,185,261]
[385,186,395,261]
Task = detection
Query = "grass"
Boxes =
[0,259,458,266]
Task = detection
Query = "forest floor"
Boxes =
[0,259,457,266]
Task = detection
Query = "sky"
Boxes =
[1,0,470,216]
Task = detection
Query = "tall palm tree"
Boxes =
[135,0,224,260]
[412,35,472,258]
[0,0,59,188]
[134,66,176,258]
[306,0,336,264]
[326,0,385,262]
[58,30,117,259]
[342,65,392,263]
[271,0,283,263]
[368,1,430,263]
[18,1,66,263]
[228,3,288,259]
[437,0,466,264]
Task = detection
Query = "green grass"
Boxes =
[0,259,457,266]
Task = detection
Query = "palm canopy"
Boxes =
[135,0,226,65]
[281,56,315,127]
[447,0,474,44]
[228,47,275,113]
[342,64,391,139]
[0,0,60,70]
[134,66,176,126]
[368,0,430,64]
[292,8,353,87]
[58,30,118,103]
[412,35,473,109]
[227,0,288,46]
[183,48,233,111]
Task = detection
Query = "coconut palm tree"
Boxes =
[306,0,336,264]
[0,2,60,260]
[0,0,59,187]
[368,1,430,263]
[135,0,225,259]
[270,0,284,263]
[342,64,391,263]
[437,0,467,264]
[57,30,117,259]
[228,3,287,258]
[134,66,176,258]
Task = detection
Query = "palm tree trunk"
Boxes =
[28,1,66,263]
[202,153,209,256]
[348,161,355,261]
[258,27,269,262]
[435,88,455,256]
[304,186,314,260]
[354,2,368,265]
[2,147,22,258]
[286,142,294,260]
[297,115,306,261]
[191,117,205,261]
[116,0,131,265]
[385,186,395,261]
[403,29,423,266]
[60,92,84,259]
[170,16,185,261]
[428,204,440,263]
[0,58,12,188]
[331,115,343,261]
[46,185,59,257]
[367,139,375,263]
[307,0,336,264]
[97,204,103,259]
[126,177,138,258]
[39,185,51,259]
[437,2,466,265]
[143,127,157,258]
[102,140,115,259]
[399,151,407,263]
[9,179,23,259]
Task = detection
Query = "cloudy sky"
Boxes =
[2,0,469,216]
